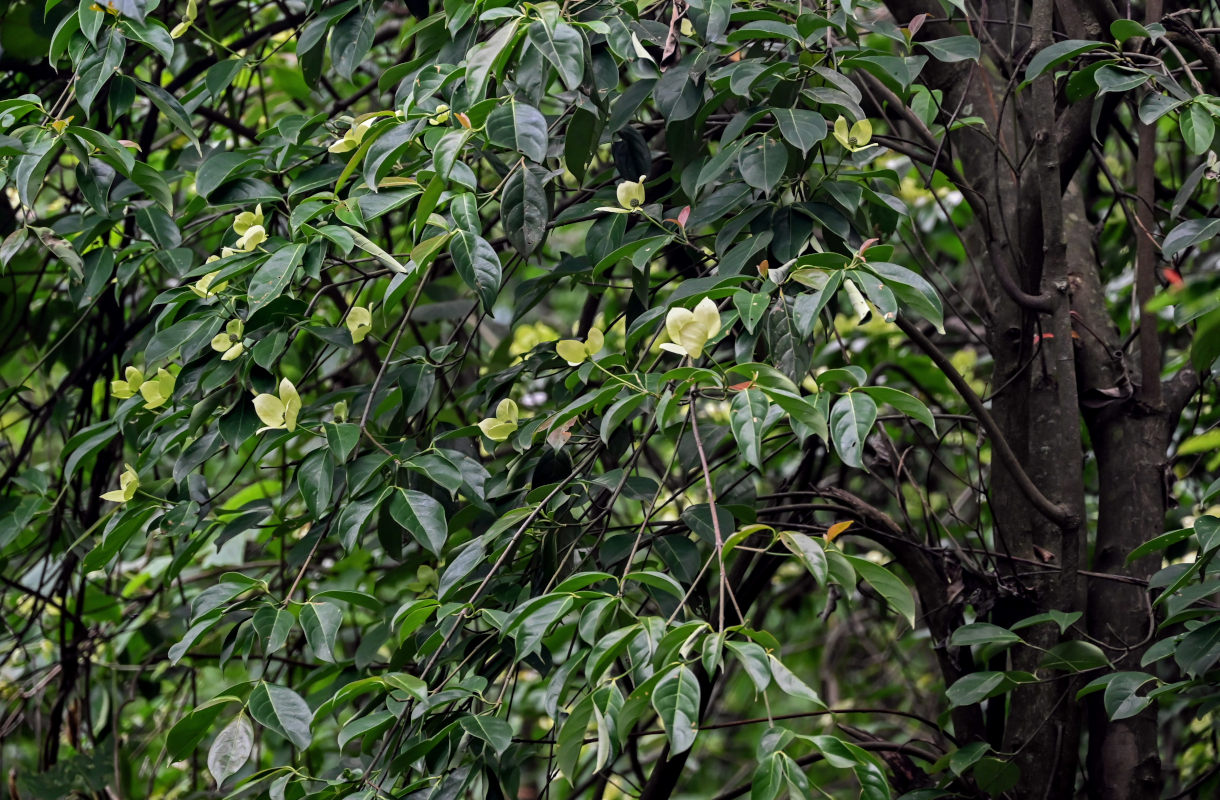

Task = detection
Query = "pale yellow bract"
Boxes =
[190,271,228,299]
[233,204,264,236]
[833,116,876,153]
[328,118,375,153]
[596,177,646,214]
[111,366,144,399]
[347,306,373,344]
[100,464,139,503]
[254,378,301,433]
[235,224,267,251]
[478,399,519,442]
[555,327,604,366]
[139,369,176,410]
[211,319,245,361]
[660,297,721,359]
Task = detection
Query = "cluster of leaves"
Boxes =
[3,1,1220,799]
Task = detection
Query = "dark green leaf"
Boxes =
[829,393,877,469]
[248,683,313,749]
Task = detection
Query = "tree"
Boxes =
[2,0,1220,798]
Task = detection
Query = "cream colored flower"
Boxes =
[253,378,301,433]
[660,297,721,359]
[346,306,372,344]
[100,464,139,503]
[596,176,646,213]
[235,224,266,251]
[555,327,604,366]
[477,399,519,442]
[211,319,245,360]
[111,366,144,399]
[328,118,375,153]
[139,368,176,409]
[233,204,264,236]
[190,271,228,299]
[833,117,876,153]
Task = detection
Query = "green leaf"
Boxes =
[829,393,877,469]
[565,107,600,183]
[1077,671,1155,720]
[297,449,333,520]
[738,136,788,193]
[843,555,916,629]
[1197,515,1220,552]
[247,682,312,751]
[1162,217,1220,260]
[338,710,394,749]
[858,386,936,433]
[917,36,980,63]
[1039,641,1110,672]
[527,21,585,90]
[1126,527,1193,563]
[348,227,408,273]
[652,665,701,754]
[772,108,827,154]
[486,100,549,163]
[1191,310,1220,372]
[868,262,944,332]
[248,683,313,749]
[1175,619,1220,676]
[1094,65,1150,94]
[950,623,1023,647]
[729,388,769,470]
[725,640,772,692]
[949,741,991,776]
[1183,103,1218,155]
[778,531,828,586]
[388,488,448,555]
[1023,39,1111,84]
[1011,610,1082,634]
[208,714,253,788]
[136,80,201,155]
[248,243,306,314]
[462,20,520,103]
[768,655,823,705]
[32,226,83,280]
[166,696,242,760]
[196,151,253,199]
[946,671,1011,707]
[459,715,513,756]
[450,230,502,309]
[733,290,771,333]
[331,5,375,80]
[299,601,342,663]
[557,693,594,779]
[502,166,548,255]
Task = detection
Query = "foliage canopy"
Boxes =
[4,1,1220,799]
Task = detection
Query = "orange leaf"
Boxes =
[728,380,754,391]
[826,520,853,542]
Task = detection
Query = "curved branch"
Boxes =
[895,316,1075,529]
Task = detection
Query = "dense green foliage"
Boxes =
[4,0,1220,798]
